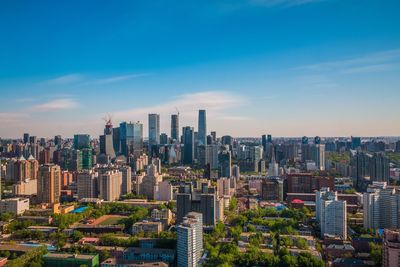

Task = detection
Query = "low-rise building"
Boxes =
[0,197,29,215]
[131,221,163,235]
[43,253,99,267]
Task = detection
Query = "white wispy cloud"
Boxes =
[296,48,400,74]
[249,0,325,7]
[0,112,29,123]
[30,98,79,112]
[90,73,150,85]
[41,74,84,85]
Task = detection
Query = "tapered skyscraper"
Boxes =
[197,109,207,146]
[171,114,179,141]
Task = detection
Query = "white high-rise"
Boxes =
[177,212,203,267]
[363,183,400,229]
[316,188,347,239]
[77,170,98,199]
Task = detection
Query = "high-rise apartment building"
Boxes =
[218,150,231,178]
[316,188,347,239]
[37,164,61,204]
[139,164,162,199]
[98,170,122,201]
[148,113,160,147]
[197,110,207,146]
[177,212,203,267]
[363,183,400,229]
[77,170,98,199]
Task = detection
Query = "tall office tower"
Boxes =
[383,229,400,267]
[301,136,309,145]
[370,153,390,182]
[218,150,231,178]
[261,134,267,151]
[98,170,122,201]
[160,133,168,145]
[177,193,192,223]
[29,136,37,144]
[250,146,263,161]
[197,110,207,146]
[37,164,61,204]
[396,140,400,152]
[351,136,361,150]
[210,131,216,143]
[81,148,92,170]
[182,126,194,164]
[267,134,272,143]
[139,164,162,199]
[77,170,98,199]
[311,144,326,170]
[73,134,90,150]
[268,150,279,177]
[314,136,321,144]
[23,133,30,144]
[120,121,144,157]
[200,193,216,226]
[112,127,120,154]
[177,212,203,267]
[119,166,132,195]
[316,188,347,240]
[171,114,179,141]
[54,135,62,147]
[148,113,160,146]
[231,165,240,181]
[99,119,116,158]
[363,184,400,229]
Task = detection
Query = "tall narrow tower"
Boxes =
[197,109,207,146]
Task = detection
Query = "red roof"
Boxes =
[291,199,304,204]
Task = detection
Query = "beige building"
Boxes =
[99,170,122,201]
[131,221,163,235]
[13,178,37,196]
[0,197,30,215]
[77,170,98,199]
[151,208,173,225]
[37,164,61,204]
[139,164,162,199]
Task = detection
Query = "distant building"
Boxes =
[218,150,231,178]
[132,221,163,235]
[261,178,283,202]
[197,110,207,146]
[149,113,161,147]
[120,121,143,157]
[171,114,179,141]
[74,134,91,149]
[177,212,203,267]
[182,126,194,164]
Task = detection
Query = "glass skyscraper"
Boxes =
[148,113,160,146]
[197,109,207,146]
[120,121,143,157]
[171,114,179,141]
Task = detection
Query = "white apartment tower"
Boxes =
[177,212,203,267]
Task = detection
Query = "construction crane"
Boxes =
[174,107,180,116]
[102,114,113,128]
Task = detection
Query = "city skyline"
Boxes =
[1,0,400,138]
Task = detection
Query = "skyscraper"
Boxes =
[197,110,207,146]
[99,119,116,158]
[182,126,194,165]
[177,212,203,267]
[77,170,98,199]
[98,170,122,201]
[171,114,179,141]
[148,113,160,146]
[73,134,90,150]
[351,136,361,150]
[23,133,29,144]
[370,153,390,182]
[316,188,347,239]
[218,150,231,178]
[37,164,61,204]
[120,121,143,157]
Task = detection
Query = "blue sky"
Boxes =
[0,0,399,138]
